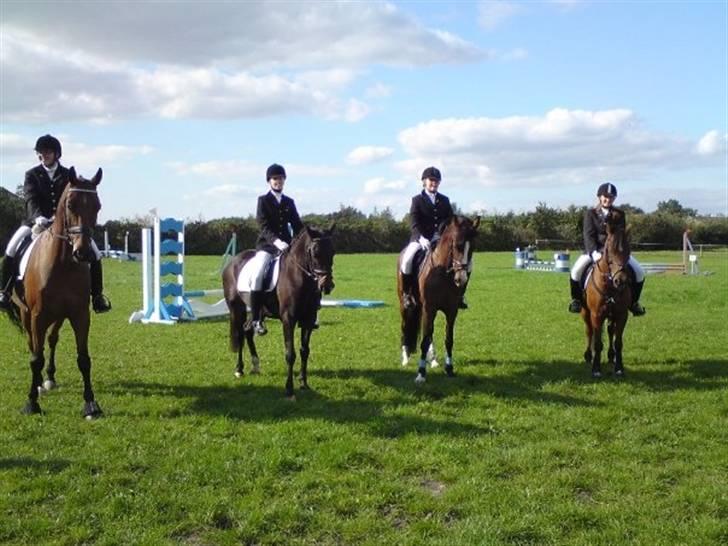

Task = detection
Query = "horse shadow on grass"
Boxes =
[108,379,497,439]
[0,457,70,473]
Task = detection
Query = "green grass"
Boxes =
[1,250,726,545]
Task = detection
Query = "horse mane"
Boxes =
[605,210,630,261]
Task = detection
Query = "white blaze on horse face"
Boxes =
[462,242,470,265]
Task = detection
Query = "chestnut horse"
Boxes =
[581,209,632,378]
[222,225,335,399]
[1,167,104,417]
[397,215,479,384]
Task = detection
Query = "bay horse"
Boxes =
[581,209,632,378]
[1,167,104,417]
[222,224,335,399]
[397,215,479,384]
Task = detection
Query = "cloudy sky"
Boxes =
[1,1,726,222]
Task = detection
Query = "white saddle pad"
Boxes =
[17,238,40,281]
[237,255,281,293]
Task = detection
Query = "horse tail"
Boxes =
[1,299,23,333]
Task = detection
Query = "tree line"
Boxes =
[1,188,726,255]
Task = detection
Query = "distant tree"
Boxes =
[619,203,645,215]
[655,199,697,217]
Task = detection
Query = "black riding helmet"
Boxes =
[266,163,286,180]
[421,166,442,181]
[597,182,617,198]
[35,134,62,158]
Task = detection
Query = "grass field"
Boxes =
[1,250,726,545]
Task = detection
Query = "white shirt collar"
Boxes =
[270,190,283,203]
[424,190,437,204]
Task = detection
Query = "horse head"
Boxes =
[603,209,630,292]
[437,215,480,288]
[57,167,102,262]
[293,223,336,294]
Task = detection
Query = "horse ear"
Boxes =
[472,216,481,230]
[69,166,78,183]
[92,168,103,186]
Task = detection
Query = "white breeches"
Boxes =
[4,226,32,257]
[400,241,421,275]
[90,239,102,261]
[249,250,273,291]
[571,253,644,283]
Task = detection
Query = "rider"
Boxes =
[568,182,646,316]
[0,134,111,313]
[400,166,470,310]
[248,163,304,335]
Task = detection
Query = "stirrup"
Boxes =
[0,291,11,309]
[630,302,646,316]
[92,294,112,314]
[568,299,582,313]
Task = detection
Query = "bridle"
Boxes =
[288,234,334,288]
[52,187,97,244]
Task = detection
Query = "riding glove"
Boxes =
[273,239,289,251]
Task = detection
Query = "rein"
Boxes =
[286,235,333,285]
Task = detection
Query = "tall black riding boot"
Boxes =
[90,260,112,313]
[0,255,17,308]
[249,290,267,335]
[568,278,582,313]
[630,280,646,316]
[401,273,416,309]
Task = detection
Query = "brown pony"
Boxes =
[222,224,335,399]
[397,215,479,384]
[581,209,632,378]
[1,167,104,417]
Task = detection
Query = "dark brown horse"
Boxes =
[222,224,335,399]
[1,167,104,417]
[581,209,632,378]
[397,215,479,384]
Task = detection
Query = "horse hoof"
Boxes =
[430,359,440,369]
[286,394,297,402]
[21,401,42,415]
[415,373,426,385]
[234,371,244,378]
[82,401,103,419]
[592,371,602,379]
[43,380,57,391]
[445,366,456,378]
[615,369,625,378]
[251,367,261,375]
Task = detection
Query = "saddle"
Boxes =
[237,254,282,293]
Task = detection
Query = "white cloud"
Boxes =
[169,160,345,181]
[363,177,407,193]
[0,3,484,123]
[347,146,394,165]
[696,130,727,156]
[365,83,392,99]
[478,1,524,30]
[397,108,723,189]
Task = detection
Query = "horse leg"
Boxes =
[24,315,49,414]
[582,315,593,365]
[282,320,296,399]
[43,320,63,391]
[247,329,260,374]
[427,342,439,369]
[607,321,616,368]
[299,327,312,390]
[416,307,435,384]
[443,311,456,378]
[69,311,102,419]
[590,316,604,379]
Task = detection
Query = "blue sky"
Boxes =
[1,1,726,223]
